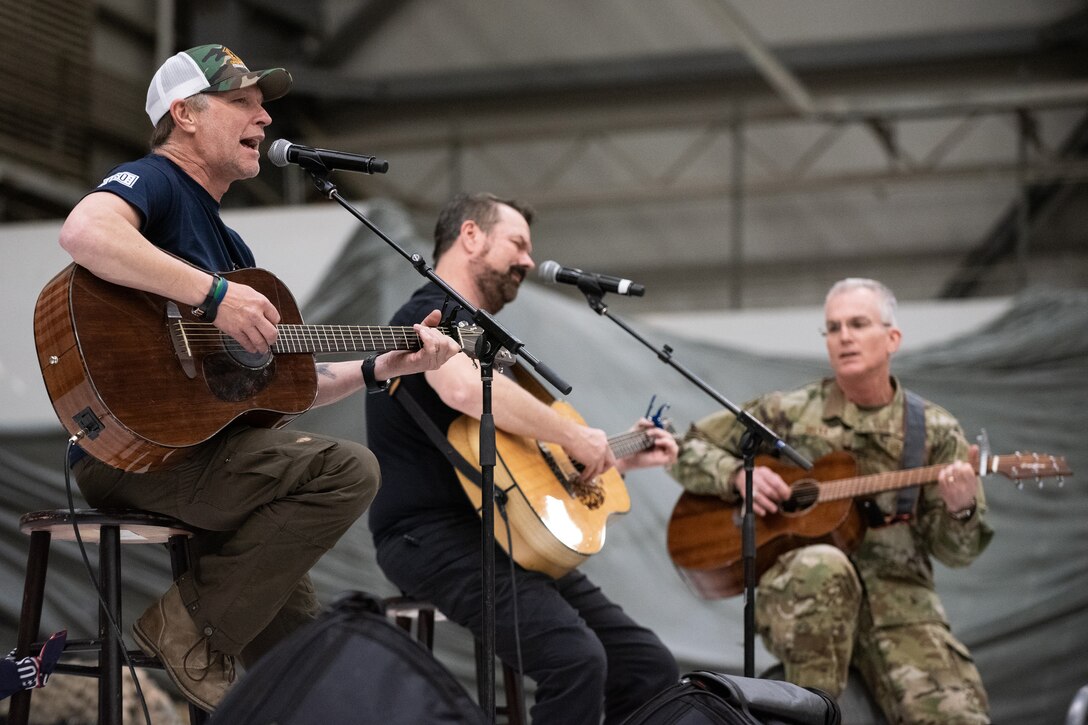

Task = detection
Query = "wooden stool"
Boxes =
[383,596,527,725]
[8,508,208,725]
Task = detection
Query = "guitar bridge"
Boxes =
[166,302,197,379]
[536,442,605,509]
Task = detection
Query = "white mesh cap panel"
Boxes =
[145,52,211,127]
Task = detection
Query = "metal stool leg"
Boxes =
[100,524,123,725]
[502,664,527,725]
[8,530,52,725]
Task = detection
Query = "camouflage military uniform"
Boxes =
[671,377,994,724]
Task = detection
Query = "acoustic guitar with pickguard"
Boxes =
[666,446,1071,599]
[35,263,506,473]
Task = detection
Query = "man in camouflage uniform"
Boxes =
[669,278,992,724]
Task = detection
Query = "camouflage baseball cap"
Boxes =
[145,44,292,126]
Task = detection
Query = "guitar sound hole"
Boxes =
[781,479,820,514]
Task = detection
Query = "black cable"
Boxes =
[64,437,152,725]
[494,449,526,711]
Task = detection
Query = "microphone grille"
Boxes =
[537,260,562,284]
[267,139,292,168]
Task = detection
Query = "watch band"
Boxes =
[948,500,977,521]
[362,354,389,394]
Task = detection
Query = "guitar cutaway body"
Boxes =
[447,399,631,579]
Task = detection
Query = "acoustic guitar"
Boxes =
[447,390,668,578]
[34,263,498,473]
[667,449,1071,600]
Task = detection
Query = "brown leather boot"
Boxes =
[132,582,235,711]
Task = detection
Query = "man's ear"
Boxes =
[459,219,484,254]
[886,325,903,355]
[169,98,197,133]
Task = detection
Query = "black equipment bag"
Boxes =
[208,591,487,725]
[623,670,841,725]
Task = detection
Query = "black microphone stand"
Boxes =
[572,277,810,677]
[300,162,571,722]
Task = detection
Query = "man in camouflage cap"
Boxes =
[145,44,291,127]
[55,45,461,711]
[669,278,992,724]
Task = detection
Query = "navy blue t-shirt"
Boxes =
[93,153,255,273]
[71,154,256,466]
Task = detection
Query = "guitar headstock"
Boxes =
[448,323,516,365]
[985,452,1072,489]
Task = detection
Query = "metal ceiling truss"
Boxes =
[341,102,1088,213]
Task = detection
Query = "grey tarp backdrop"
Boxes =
[1,200,1085,722]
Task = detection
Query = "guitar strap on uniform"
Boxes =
[861,388,926,527]
[896,389,927,519]
[389,381,484,489]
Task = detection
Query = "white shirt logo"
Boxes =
[99,172,140,188]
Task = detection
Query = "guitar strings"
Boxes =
[171,322,460,352]
[818,464,943,502]
[609,430,655,458]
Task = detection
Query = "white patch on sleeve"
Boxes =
[99,171,140,188]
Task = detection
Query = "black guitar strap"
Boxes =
[388,380,483,489]
[896,389,927,519]
[861,388,926,527]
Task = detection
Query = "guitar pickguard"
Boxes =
[202,352,276,402]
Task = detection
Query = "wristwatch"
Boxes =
[362,355,389,394]
[948,500,977,521]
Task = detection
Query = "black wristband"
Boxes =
[362,354,389,394]
[192,273,227,322]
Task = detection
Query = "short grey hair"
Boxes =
[825,278,898,326]
[149,93,210,148]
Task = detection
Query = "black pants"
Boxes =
[376,516,678,724]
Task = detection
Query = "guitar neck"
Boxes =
[609,430,654,459]
[817,463,945,502]
[272,324,429,355]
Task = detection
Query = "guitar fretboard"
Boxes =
[817,463,944,502]
[273,324,430,354]
[609,430,655,459]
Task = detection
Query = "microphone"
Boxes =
[537,260,645,297]
[267,139,389,174]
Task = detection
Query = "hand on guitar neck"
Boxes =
[735,444,982,517]
[564,399,680,482]
[614,418,679,475]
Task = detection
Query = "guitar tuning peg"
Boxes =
[976,429,991,476]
